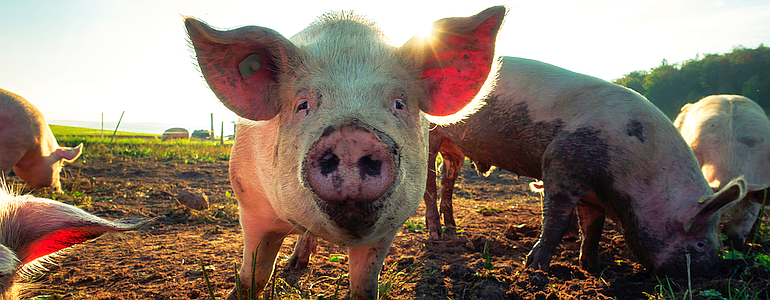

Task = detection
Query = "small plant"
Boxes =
[482,241,493,270]
[403,221,425,233]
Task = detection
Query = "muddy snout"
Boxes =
[305,123,398,202]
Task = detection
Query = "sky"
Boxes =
[1,0,769,135]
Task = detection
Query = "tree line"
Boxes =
[613,45,769,119]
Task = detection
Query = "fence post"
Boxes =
[110,111,125,143]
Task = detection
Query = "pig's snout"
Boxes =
[306,124,397,202]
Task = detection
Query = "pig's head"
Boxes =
[186,7,505,245]
[13,142,83,192]
[651,177,751,276]
[0,184,145,299]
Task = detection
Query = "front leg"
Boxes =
[226,212,287,300]
[347,228,399,299]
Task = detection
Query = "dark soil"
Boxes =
[9,156,770,300]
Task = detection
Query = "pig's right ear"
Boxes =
[401,6,507,117]
[685,177,747,233]
[743,184,770,205]
[185,17,299,121]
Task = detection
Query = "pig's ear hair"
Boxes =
[685,176,747,233]
[184,17,299,121]
[401,6,507,117]
[56,143,83,163]
[4,194,148,270]
[743,184,770,206]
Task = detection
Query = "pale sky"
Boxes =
[1,0,769,134]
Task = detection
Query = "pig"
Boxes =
[0,183,147,299]
[421,56,762,276]
[184,6,506,299]
[0,88,83,192]
[674,95,770,249]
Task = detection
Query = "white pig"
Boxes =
[0,183,146,299]
[674,95,770,249]
[185,7,506,299]
[0,88,83,192]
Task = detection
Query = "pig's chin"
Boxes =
[315,196,386,240]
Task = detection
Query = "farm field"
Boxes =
[6,129,769,300]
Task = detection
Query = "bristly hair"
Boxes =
[310,11,393,45]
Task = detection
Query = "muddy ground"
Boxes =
[9,154,770,300]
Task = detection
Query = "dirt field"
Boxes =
[9,154,769,300]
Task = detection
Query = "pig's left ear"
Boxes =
[185,17,299,121]
[55,143,83,163]
[402,6,507,116]
[685,177,747,233]
[12,197,148,266]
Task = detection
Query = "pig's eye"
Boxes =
[693,240,708,252]
[296,100,310,113]
[392,99,406,114]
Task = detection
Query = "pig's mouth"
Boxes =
[303,121,400,238]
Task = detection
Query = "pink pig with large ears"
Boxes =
[0,184,147,299]
[186,6,506,299]
[0,88,83,193]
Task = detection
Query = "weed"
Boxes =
[482,241,493,270]
[403,221,425,233]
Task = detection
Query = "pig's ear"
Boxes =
[743,184,770,205]
[685,176,747,233]
[185,17,299,121]
[402,6,507,116]
[11,197,147,266]
[55,143,83,163]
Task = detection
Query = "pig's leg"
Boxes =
[424,138,442,239]
[286,235,317,270]
[576,197,605,273]
[347,228,398,300]
[439,149,464,236]
[227,225,286,300]
[525,138,591,271]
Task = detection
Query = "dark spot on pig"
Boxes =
[441,99,563,178]
[358,155,382,179]
[545,127,612,198]
[626,120,645,143]
[738,136,760,148]
[463,54,470,60]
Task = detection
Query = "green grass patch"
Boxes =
[50,124,158,137]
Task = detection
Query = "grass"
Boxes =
[55,135,231,163]
[49,124,158,137]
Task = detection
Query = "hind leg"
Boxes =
[525,135,595,271]
[439,144,464,235]
[576,193,605,273]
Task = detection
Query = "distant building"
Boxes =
[191,129,213,140]
[162,127,189,141]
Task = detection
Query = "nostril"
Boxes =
[319,149,339,176]
[358,155,382,178]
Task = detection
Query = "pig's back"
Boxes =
[437,57,673,178]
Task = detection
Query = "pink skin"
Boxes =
[305,124,396,202]
[674,95,770,249]
[186,6,506,299]
[0,89,83,192]
[0,185,147,299]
